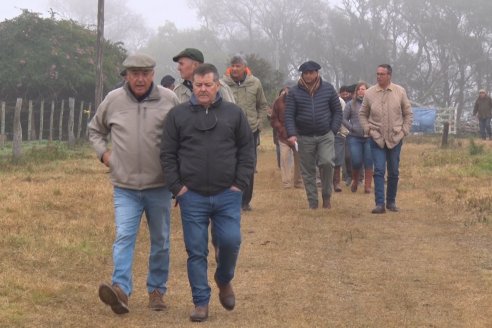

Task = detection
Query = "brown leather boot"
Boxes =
[322,196,331,209]
[215,274,235,310]
[190,305,209,322]
[333,166,342,192]
[148,289,166,311]
[98,283,129,314]
[350,170,360,193]
[364,168,373,193]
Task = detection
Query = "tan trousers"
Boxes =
[279,141,302,188]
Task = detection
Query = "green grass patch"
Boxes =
[0,141,92,171]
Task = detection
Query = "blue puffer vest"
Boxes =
[284,79,343,137]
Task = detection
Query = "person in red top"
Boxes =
[270,87,302,189]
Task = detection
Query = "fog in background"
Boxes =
[1,0,491,122]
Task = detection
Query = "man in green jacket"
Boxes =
[172,48,235,104]
[222,54,270,211]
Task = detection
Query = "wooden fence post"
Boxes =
[39,100,44,141]
[13,98,23,161]
[58,99,65,141]
[27,100,37,141]
[49,100,55,142]
[1,101,5,148]
[28,101,32,141]
[68,97,75,147]
[85,103,92,138]
[77,100,84,139]
[441,122,449,148]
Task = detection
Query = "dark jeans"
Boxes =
[242,129,259,207]
[370,139,402,206]
[478,117,491,139]
[178,188,242,306]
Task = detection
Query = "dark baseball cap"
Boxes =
[172,48,204,63]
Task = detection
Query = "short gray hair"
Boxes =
[230,54,248,66]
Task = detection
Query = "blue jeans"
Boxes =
[348,135,373,170]
[370,140,402,206]
[478,117,491,139]
[178,188,242,306]
[112,186,172,296]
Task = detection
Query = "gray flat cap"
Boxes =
[122,53,156,70]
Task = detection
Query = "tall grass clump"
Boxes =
[468,138,485,155]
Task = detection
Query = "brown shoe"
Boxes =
[351,170,360,193]
[364,169,373,193]
[148,289,166,311]
[190,305,209,322]
[322,197,331,209]
[214,274,235,310]
[371,205,386,214]
[98,283,129,314]
[386,203,399,212]
[333,166,342,192]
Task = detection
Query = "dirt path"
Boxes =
[2,142,491,327]
[233,146,492,327]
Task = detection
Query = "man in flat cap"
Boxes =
[473,89,492,140]
[89,53,180,314]
[173,48,235,103]
[285,60,343,209]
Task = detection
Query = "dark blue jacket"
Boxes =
[284,79,343,137]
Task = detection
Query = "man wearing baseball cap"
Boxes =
[284,60,343,210]
[173,48,235,103]
[89,53,180,314]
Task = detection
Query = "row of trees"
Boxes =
[0,11,126,102]
[179,0,492,121]
[1,0,491,126]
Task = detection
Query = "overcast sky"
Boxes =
[2,1,343,31]
[1,0,200,30]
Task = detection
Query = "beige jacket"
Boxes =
[173,81,236,104]
[89,83,179,190]
[359,82,413,149]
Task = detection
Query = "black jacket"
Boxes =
[160,94,254,196]
[284,79,343,137]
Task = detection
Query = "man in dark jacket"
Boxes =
[160,63,254,322]
[473,89,492,140]
[285,60,343,209]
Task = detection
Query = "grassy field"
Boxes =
[0,135,491,327]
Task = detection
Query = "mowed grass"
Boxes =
[0,135,491,327]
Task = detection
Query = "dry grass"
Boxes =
[1,135,491,327]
